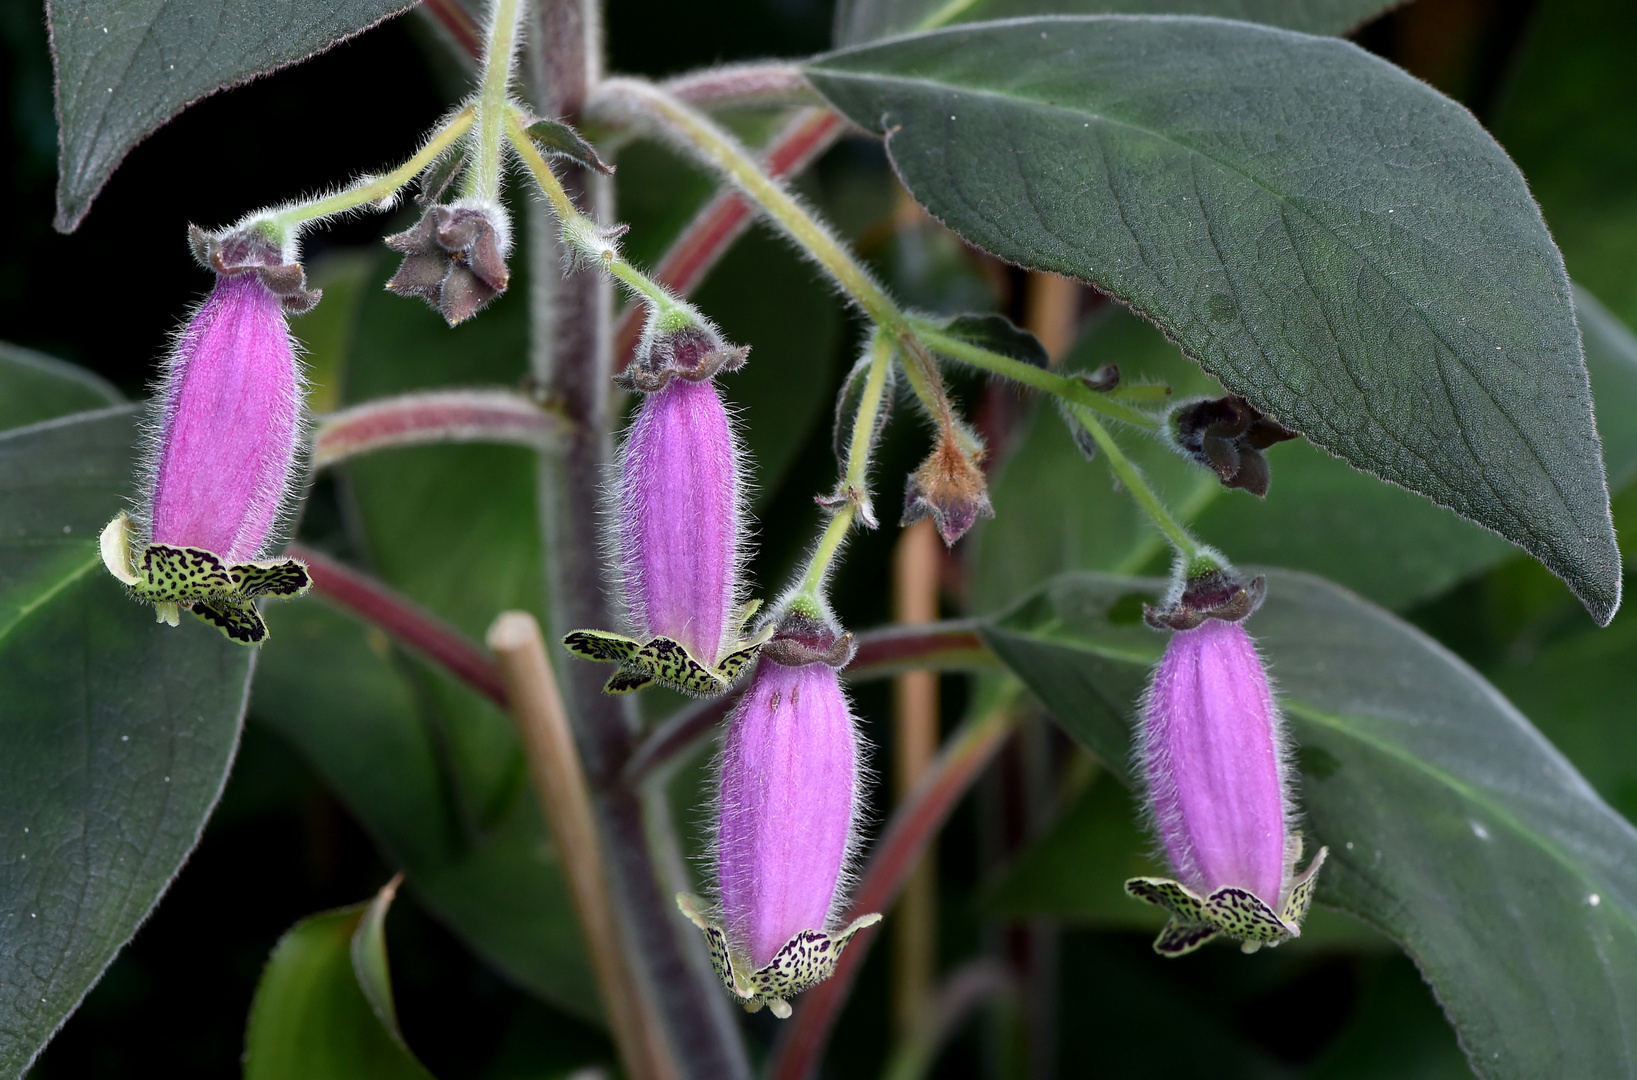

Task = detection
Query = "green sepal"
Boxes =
[1126,845,1329,956]
[676,893,882,1019]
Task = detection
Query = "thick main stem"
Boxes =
[525,4,751,1078]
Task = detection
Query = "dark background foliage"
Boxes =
[4,0,1632,1075]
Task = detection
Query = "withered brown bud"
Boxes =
[901,430,994,547]
[615,322,748,394]
[760,607,856,669]
[1171,395,1296,498]
[1144,568,1266,631]
[188,225,320,315]
[385,204,510,326]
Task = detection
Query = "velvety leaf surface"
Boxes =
[242,900,432,1080]
[807,17,1621,623]
[835,0,1400,46]
[0,407,254,1078]
[0,343,121,431]
[46,0,415,230]
[981,569,1637,1080]
[1493,0,1637,334]
[974,286,1637,615]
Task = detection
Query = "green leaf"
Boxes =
[973,285,1637,614]
[243,886,434,1080]
[0,342,121,431]
[807,17,1622,624]
[0,406,253,1077]
[1493,0,1637,334]
[982,569,1637,1079]
[835,0,1402,45]
[47,0,416,231]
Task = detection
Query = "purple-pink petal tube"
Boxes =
[717,658,860,969]
[617,377,742,665]
[147,272,302,563]
[1139,618,1289,907]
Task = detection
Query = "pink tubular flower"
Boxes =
[147,271,302,563]
[677,610,879,1018]
[617,376,742,668]
[1125,571,1326,957]
[1141,618,1289,908]
[100,227,316,645]
[717,657,860,970]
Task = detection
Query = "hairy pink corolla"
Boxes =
[145,271,303,562]
[715,655,863,970]
[616,375,745,668]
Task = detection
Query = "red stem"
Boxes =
[419,0,483,62]
[765,703,1019,1080]
[621,621,991,784]
[311,389,563,467]
[614,108,844,370]
[288,543,508,707]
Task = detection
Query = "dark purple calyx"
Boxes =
[188,226,320,315]
[1171,395,1296,498]
[385,204,510,325]
[1145,569,1267,631]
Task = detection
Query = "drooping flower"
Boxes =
[99,227,315,645]
[562,318,761,697]
[1126,572,1326,956]
[679,609,879,1018]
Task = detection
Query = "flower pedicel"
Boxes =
[99,227,315,645]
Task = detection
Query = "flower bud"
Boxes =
[1126,596,1326,956]
[385,201,511,325]
[100,229,313,645]
[901,427,993,546]
[1169,395,1296,498]
[679,611,879,1018]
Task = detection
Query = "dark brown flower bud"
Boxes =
[901,429,994,547]
[188,225,320,315]
[1171,395,1296,498]
[1144,567,1266,631]
[615,321,748,394]
[384,203,510,326]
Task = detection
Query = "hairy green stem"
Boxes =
[910,320,1159,431]
[469,0,524,201]
[259,108,474,235]
[792,332,893,604]
[1064,402,1212,565]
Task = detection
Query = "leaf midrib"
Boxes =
[0,548,100,648]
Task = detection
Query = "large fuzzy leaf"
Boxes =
[0,406,253,1077]
[807,16,1621,623]
[46,0,415,230]
[973,285,1637,615]
[835,0,1400,46]
[982,569,1637,1079]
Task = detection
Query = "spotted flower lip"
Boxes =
[679,622,879,1019]
[100,239,313,645]
[1126,597,1327,956]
